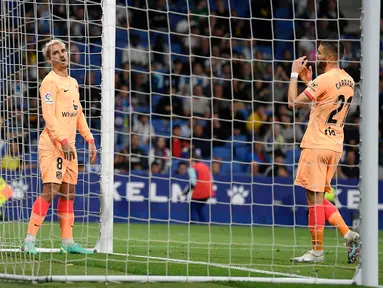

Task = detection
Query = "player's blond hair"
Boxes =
[42,39,66,60]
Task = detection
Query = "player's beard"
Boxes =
[316,61,326,74]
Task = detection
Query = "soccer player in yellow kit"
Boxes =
[288,41,360,263]
[21,39,97,254]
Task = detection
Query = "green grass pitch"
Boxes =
[0,222,382,287]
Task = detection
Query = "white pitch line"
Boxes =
[112,252,313,279]
[0,248,339,280]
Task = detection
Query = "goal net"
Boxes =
[0,0,370,284]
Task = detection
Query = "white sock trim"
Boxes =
[25,234,36,242]
[311,250,323,256]
[344,230,352,240]
[62,238,74,246]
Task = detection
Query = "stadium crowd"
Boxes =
[0,0,370,179]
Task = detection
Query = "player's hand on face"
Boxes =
[299,65,313,84]
[89,142,97,165]
[292,56,308,74]
[62,142,76,161]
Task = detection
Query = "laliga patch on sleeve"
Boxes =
[44,92,53,104]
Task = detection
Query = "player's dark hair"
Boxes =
[320,40,345,60]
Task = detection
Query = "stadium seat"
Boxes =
[116,28,128,44]
[232,162,244,174]
[219,162,231,174]
[171,43,182,55]
[151,94,163,112]
[234,146,250,162]
[228,135,248,148]
[152,118,170,136]
[213,147,232,161]
[285,148,301,165]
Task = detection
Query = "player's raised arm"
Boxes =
[77,102,97,164]
[40,80,67,144]
[288,56,314,109]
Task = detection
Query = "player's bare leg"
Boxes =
[58,182,93,254]
[291,190,325,263]
[22,183,60,254]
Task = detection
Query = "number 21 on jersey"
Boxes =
[326,94,353,127]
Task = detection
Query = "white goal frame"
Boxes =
[0,0,379,286]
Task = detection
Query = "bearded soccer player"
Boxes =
[21,39,97,254]
[288,41,359,263]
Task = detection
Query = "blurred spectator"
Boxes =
[171,124,189,158]
[251,162,259,176]
[265,151,289,177]
[211,0,229,35]
[219,101,247,137]
[191,62,209,88]
[338,150,360,179]
[183,85,211,118]
[114,134,147,173]
[211,160,222,176]
[175,161,188,176]
[276,166,289,177]
[115,84,132,146]
[251,0,272,40]
[1,142,21,171]
[318,0,348,36]
[155,87,184,118]
[122,34,149,68]
[127,134,148,171]
[279,114,304,144]
[263,124,285,153]
[210,114,231,146]
[180,119,193,139]
[148,0,168,32]
[171,60,189,95]
[132,114,154,145]
[118,62,131,86]
[247,142,271,174]
[131,73,149,107]
[151,161,162,174]
[151,35,169,69]
[212,83,230,115]
[149,137,171,173]
[191,124,211,158]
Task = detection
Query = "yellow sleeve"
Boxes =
[40,79,67,143]
[77,102,94,143]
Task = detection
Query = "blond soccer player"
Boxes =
[288,40,360,263]
[21,39,97,254]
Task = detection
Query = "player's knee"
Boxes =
[59,182,75,200]
[306,190,324,205]
[59,192,75,201]
[41,183,61,203]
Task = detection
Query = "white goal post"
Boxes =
[0,0,379,286]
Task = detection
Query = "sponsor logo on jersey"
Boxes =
[44,92,53,104]
[325,126,336,136]
[62,111,78,117]
[73,100,78,111]
[56,171,62,179]
[309,81,318,92]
